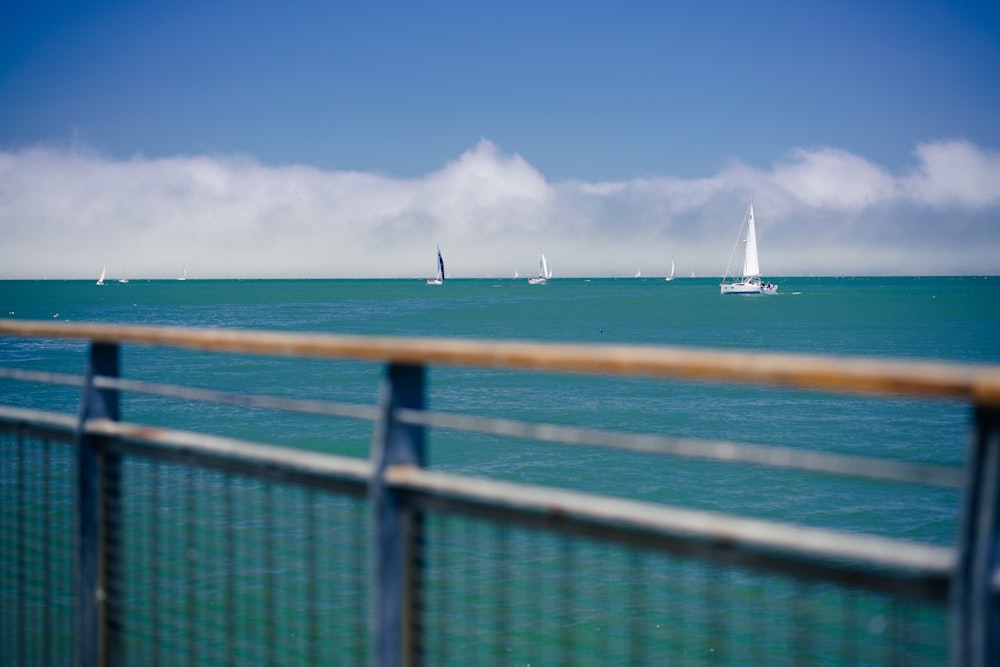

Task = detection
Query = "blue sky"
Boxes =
[1,0,999,278]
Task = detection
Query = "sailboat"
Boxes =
[665,257,675,282]
[528,252,552,285]
[426,246,445,285]
[96,265,106,286]
[720,196,777,295]
[117,266,129,284]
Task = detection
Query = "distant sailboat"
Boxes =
[178,267,187,281]
[528,252,551,285]
[720,195,777,295]
[118,266,129,284]
[96,265,106,286]
[665,257,675,282]
[426,246,445,285]
[634,268,642,278]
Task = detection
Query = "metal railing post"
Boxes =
[953,405,1000,667]
[370,363,426,667]
[75,342,121,667]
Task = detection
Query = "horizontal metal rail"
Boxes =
[0,406,370,495]
[0,405,79,437]
[0,367,963,488]
[0,366,86,387]
[1,319,999,404]
[90,418,372,497]
[396,407,964,488]
[93,375,382,422]
[387,463,954,602]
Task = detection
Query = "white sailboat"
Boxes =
[634,268,642,278]
[117,266,129,284]
[528,252,551,285]
[720,196,777,295]
[96,265,106,286]
[426,246,445,285]
[665,257,675,282]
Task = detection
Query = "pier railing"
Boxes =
[1,319,998,666]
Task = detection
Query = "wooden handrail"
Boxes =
[2,319,999,404]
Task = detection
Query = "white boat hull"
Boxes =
[527,277,546,285]
[720,277,778,295]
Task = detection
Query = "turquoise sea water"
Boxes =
[2,275,999,547]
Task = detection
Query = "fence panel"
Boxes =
[0,425,76,666]
[419,510,948,666]
[2,321,998,665]
[116,457,370,666]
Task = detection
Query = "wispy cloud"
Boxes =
[1,138,998,279]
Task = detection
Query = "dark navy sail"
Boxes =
[427,246,445,285]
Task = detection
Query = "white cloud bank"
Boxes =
[1,138,998,279]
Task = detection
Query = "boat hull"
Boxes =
[720,278,778,295]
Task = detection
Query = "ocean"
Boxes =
[3,275,999,549]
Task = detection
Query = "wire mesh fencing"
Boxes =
[0,426,76,667]
[0,420,955,667]
[0,422,373,667]
[419,510,948,666]
[115,456,371,666]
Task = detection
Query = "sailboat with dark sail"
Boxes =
[427,246,445,285]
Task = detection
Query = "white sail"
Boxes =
[96,265,106,286]
[743,203,760,278]
[665,257,675,281]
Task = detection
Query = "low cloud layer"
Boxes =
[2,138,998,279]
